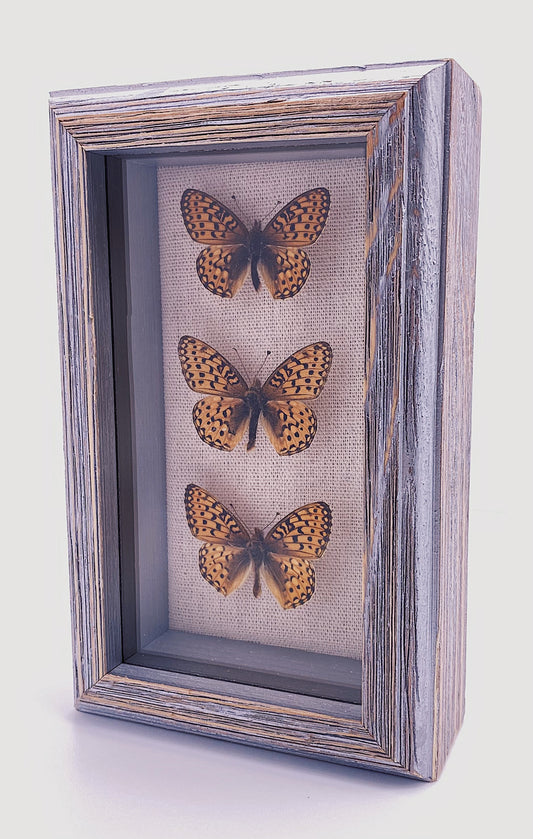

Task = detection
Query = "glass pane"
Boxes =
[109,142,366,705]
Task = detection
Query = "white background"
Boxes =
[2,2,532,836]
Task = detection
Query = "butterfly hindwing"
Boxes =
[262,188,331,246]
[178,336,248,397]
[265,502,332,559]
[197,244,250,298]
[192,396,249,451]
[181,189,248,244]
[258,246,311,300]
[262,552,316,609]
[199,543,251,596]
[261,400,317,456]
[262,342,333,401]
[184,484,250,546]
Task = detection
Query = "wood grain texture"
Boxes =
[50,60,481,780]
[50,125,122,695]
[432,61,481,778]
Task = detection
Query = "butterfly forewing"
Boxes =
[184,484,250,546]
[262,553,316,609]
[181,190,248,244]
[263,188,331,246]
[199,543,251,596]
[262,342,333,401]
[178,336,248,397]
[265,502,332,559]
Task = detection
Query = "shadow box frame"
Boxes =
[50,59,481,781]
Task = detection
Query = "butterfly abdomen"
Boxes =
[245,383,266,451]
[248,529,267,598]
[248,222,264,292]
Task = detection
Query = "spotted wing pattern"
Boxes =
[262,342,333,400]
[260,342,332,456]
[258,246,311,300]
[181,190,251,297]
[261,400,317,456]
[265,502,332,559]
[185,487,332,609]
[198,543,251,596]
[262,188,331,245]
[180,190,248,243]
[262,553,316,609]
[178,336,248,396]
[192,396,249,451]
[196,244,250,298]
[184,484,249,546]
[181,187,330,299]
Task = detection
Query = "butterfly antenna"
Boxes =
[229,501,250,532]
[261,511,281,533]
[231,346,251,382]
[230,194,247,220]
[260,199,282,224]
[252,350,272,381]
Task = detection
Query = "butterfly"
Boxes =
[184,484,332,609]
[180,187,331,299]
[178,336,333,456]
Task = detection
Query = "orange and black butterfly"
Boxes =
[178,336,333,456]
[180,187,331,299]
[184,485,332,609]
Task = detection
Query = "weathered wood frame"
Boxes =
[50,60,481,781]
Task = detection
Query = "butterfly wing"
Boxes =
[262,501,332,609]
[184,484,250,547]
[178,337,250,450]
[264,502,332,559]
[199,543,251,597]
[262,188,331,246]
[258,246,311,300]
[185,485,251,598]
[259,342,332,455]
[262,342,333,401]
[261,400,317,456]
[181,189,248,244]
[178,336,248,396]
[181,190,250,297]
[192,396,249,451]
[196,244,250,298]
[258,188,330,299]
[262,553,316,609]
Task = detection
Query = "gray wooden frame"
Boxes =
[50,60,481,781]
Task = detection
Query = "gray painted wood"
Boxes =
[123,161,169,647]
[140,629,361,703]
[433,62,481,778]
[50,60,481,780]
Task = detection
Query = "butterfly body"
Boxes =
[247,221,264,291]
[243,528,268,598]
[185,485,332,609]
[180,188,331,299]
[240,379,265,451]
[178,336,333,456]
